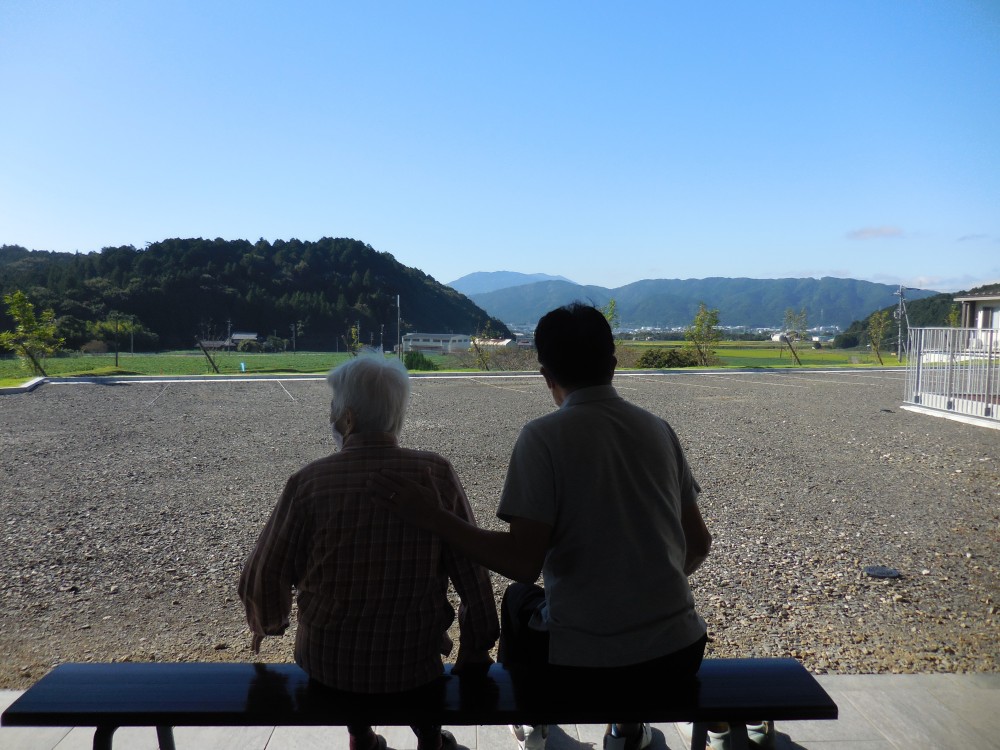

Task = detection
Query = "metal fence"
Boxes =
[904,327,998,425]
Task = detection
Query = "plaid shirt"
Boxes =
[239,432,498,693]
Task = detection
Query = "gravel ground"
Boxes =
[1,370,997,689]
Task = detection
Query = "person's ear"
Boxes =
[539,366,555,389]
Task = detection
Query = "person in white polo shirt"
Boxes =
[372,303,713,750]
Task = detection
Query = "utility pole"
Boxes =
[290,323,296,353]
[894,286,908,360]
[396,294,402,359]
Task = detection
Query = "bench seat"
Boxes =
[1,658,837,750]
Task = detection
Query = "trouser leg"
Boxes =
[412,723,444,750]
[347,724,379,750]
[498,582,549,667]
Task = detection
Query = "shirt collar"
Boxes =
[342,432,399,450]
[560,383,620,408]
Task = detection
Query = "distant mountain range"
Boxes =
[454,275,943,329]
[448,271,575,296]
[0,239,953,350]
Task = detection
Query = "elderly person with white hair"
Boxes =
[239,352,498,750]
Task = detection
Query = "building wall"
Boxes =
[957,295,1000,330]
[401,334,471,354]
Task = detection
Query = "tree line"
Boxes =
[0,238,510,352]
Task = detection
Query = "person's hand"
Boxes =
[251,633,264,654]
[451,645,494,675]
[368,468,444,530]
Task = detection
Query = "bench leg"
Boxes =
[689,722,708,750]
[93,725,117,750]
[90,724,175,750]
[727,723,750,750]
[156,725,177,750]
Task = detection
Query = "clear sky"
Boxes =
[2,1,998,293]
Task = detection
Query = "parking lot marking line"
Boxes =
[146,384,171,407]
[462,377,538,395]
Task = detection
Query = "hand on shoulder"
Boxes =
[368,467,445,530]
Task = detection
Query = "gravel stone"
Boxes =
[0,370,996,688]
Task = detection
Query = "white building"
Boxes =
[401,333,472,354]
[471,337,517,350]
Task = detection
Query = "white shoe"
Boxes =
[509,724,548,750]
[746,721,774,748]
[677,721,774,749]
[706,727,730,750]
[676,722,729,750]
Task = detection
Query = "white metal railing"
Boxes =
[905,327,998,423]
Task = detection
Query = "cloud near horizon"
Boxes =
[847,226,905,240]
[884,273,1000,294]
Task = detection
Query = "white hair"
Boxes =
[326,350,411,436]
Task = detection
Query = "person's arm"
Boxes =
[238,476,303,652]
[663,419,711,575]
[369,468,551,583]
[680,501,712,575]
[436,464,499,671]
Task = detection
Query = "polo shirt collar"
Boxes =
[560,383,619,408]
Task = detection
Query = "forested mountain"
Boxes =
[0,238,509,351]
[468,277,942,329]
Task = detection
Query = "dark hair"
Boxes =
[534,302,615,388]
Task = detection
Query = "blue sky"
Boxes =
[2,1,998,293]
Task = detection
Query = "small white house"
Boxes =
[471,337,517,350]
[198,332,259,350]
[231,332,259,345]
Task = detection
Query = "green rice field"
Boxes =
[0,342,895,388]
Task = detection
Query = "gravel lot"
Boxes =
[1,370,997,689]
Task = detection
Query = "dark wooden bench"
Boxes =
[1,658,837,750]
